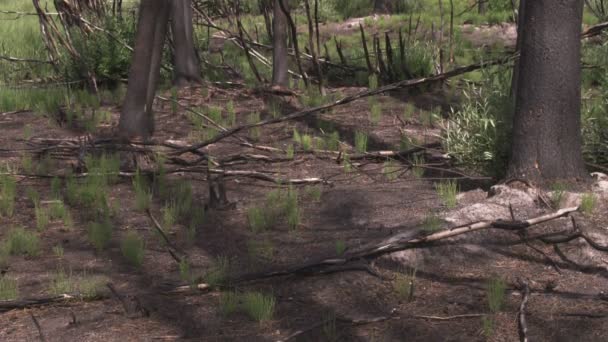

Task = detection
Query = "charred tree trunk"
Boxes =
[118,0,170,139]
[272,0,289,87]
[171,0,202,87]
[507,0,588,182]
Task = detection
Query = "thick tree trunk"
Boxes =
[271,0,289,87]
[509,0,525,101]
[118,0,170,139]
[507,0,587,182]
[171,0,202,87]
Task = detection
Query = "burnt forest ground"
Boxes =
[1,1,608,341]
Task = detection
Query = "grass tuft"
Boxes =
[434,180,459,208]
[0,174,17,218]
[580,193,597,215]
[121,231,145,267]
[219,290,240,316]
[242,292,275,323]
[5,227,40,257]
[0,277,19,300]
[487,276,507,313]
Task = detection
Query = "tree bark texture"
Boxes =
[119,0,170,139]
[171,0,202,87]
[507,0,588,182]
[272,0,289,87]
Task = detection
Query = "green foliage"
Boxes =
[487,276,507,313]
[434,180,459,208]
[441,68,512,177]
[550,182,567,208]
[0,276,18,300]
[34,205,50,231]
[248,111,261,139]
[52,245,64,259]
[51,177,62,199]
[61,16,136,85]
[383,160,401,181]
[335,240,346,256]
[5,227,39,257]
[306,186,323,202]
[0,174,16,218]
[242,292,276,323]
[370,102,382,125]
[219,290,240,316]
[78,274,108,299]
[204,256,230,287]
[179,259,194,285]
[482,316,494,338]
[394,268,416,301]
[121,231,145,267]
[325,131,341,151]
[248,187,300,232]
[410,154,425,178]
[580,193,597,215]
[286,144,295,159]
[354,131,368,153]
[49,266,75,295]
[422,214,443,232]
[247,238,275,260]
[162,201,178,229]
[88,217,113,252]
[133,169,152,212]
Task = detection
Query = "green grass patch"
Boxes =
[434,180,459,208]
[120,231,145,267]
[580,193,597,215]
[487,276,507,313]
[0,277,19,300]
[5,227,40,257]
[242,291,275,323]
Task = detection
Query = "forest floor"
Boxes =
[1,81,608,342]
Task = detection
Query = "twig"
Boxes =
[30,313,46,342]
[517,279,530,342]
[0,294,76,312]
[146,209,183,263]
[0,55,52,64]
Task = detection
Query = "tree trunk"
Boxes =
[272,0,289,87]
[509,0,525,101]
[478,0,487,14]
[171,0,202,87]
[507,0,587,182]
[118,0,170,139]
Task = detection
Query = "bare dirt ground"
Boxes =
[1,84,608,342]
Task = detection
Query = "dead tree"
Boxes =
[171,0,202,87]
[272,0,289,87]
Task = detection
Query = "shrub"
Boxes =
[0,277,18,300]
[441,68,512,177]
[88,217,113,252]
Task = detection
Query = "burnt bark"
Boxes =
[118,0,170,139]
[170,0,202,87]
[272,0,289,87]
[507,0,588,182]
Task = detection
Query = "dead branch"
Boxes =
[146,209,185,263]
[175,55,517,156]
[0,55,52,64]
[232,207,578,283]
[517,279,530,342]
[582,21,608,38]
[0,294,78,312]
[30,313,46,342]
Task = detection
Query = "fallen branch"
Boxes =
[582,21,608,39]
[0,294,77,312]
[232,207,578,283]
[0,55,52,64]
[174,55,517,156]
[517,279,530,342]
[30,313,46,342]
[146,209,185,263]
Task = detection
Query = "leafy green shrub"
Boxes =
[441,68,512,177]
[61,16,136,86]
